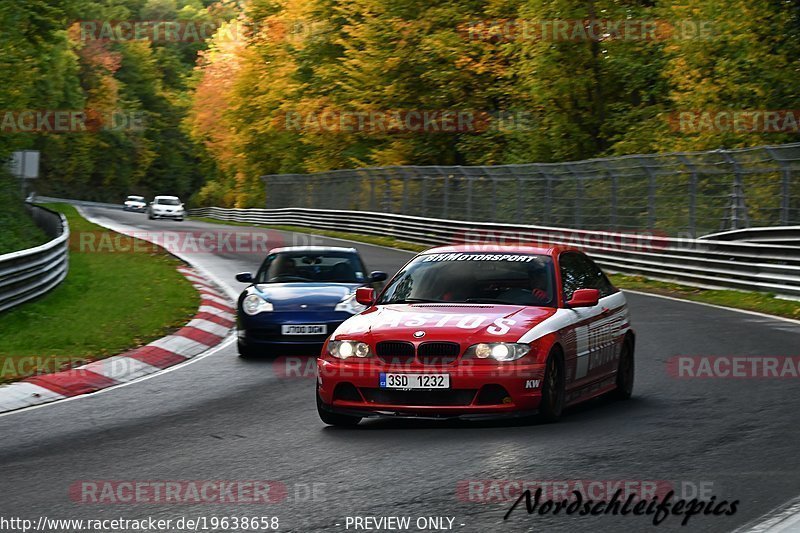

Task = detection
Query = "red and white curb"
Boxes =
[0,266,235,413]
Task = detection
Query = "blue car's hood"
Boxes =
[252,282,360,311]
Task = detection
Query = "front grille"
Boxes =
[417,342,460,365]
[376,341,415,365]
[360,388,477,406]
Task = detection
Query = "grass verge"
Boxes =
[0,204,199,384]
[0,174,48,254]
[191,215,800,321]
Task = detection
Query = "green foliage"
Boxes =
[0,172,49,254]
[3,0,800,210]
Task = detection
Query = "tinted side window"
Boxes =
[559,252,616,301]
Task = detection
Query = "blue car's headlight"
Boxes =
[242,294,274,315]
[334,292,367,314]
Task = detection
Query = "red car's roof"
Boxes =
[421,244,572,256]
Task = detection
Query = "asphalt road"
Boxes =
[0,207,798,532]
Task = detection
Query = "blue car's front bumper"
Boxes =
[237,310,353,352]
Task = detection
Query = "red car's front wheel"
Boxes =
[538,349,565,423]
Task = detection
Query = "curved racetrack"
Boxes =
[0,207,798,532]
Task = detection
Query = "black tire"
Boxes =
[317,385,361,427]
[148,213,154,220]
[538,349,565,423]
[612,338,635,400]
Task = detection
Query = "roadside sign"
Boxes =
[9,150,40,179]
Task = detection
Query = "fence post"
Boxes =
[384,173,392,213]
[491,175,497,222]
[783,169,791,226]
[722,152,749,230]
[466,175,473,221]
[598,161,617,230]
[369,172,376,211]
[443,171,450,219]
[566,165,583,228]
[401,170,409,215]
[765,146,791,226]
[537,166,553,225]
[421,173,428,217]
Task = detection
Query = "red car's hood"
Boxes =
[332,303,557,344]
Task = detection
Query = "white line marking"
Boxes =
[733,495,800,533]
[623,289,800,327]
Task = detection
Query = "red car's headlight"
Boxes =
[328,340,372,359]
[463,342,530,362]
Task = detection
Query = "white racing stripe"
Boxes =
[516,291,628,344]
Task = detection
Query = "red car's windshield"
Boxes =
[378,252,556,307]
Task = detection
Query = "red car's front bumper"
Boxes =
[317,358,547,419]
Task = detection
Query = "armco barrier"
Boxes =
[702,227,800,247]
[189,206,800,299]
[0,205,69,313]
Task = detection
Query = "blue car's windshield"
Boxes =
[256,252,367,284]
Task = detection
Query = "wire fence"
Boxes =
[261,143,800,237]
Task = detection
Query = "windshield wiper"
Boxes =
[390,297,449,304]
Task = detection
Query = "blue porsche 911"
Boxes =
[235,246,387,356]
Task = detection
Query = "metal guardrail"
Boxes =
[190,206,800,299]
[34,196,121,210]
[0,205,70,313]
[702,227,800,247]
[261,142,800,238]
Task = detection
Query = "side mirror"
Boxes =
[369,271,387,282]
[235,272,253,283]
[356,287,376,306]
[567,288,600,308]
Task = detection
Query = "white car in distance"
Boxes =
[123,195,147,212]
[148,196,185,221]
